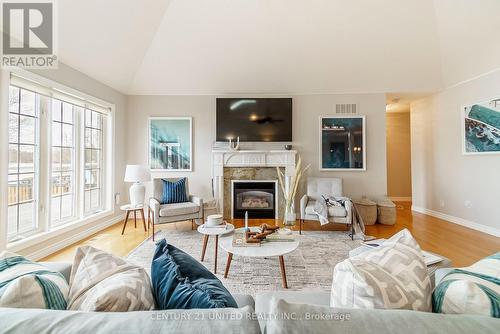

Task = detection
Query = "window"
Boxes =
[84,109,104,214]
[5,73,113,243]
[51,100,77,225]
[8,87,39,241]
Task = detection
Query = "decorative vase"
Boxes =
[279,204,296,235]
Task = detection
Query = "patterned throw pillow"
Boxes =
[0,251,68,309]
[161,178,188,204]
[331,229,432,311]
[67,246,155,311]
[433,253,499,317]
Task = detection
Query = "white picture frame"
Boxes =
[319,115,366,171]
[148,117,193,171]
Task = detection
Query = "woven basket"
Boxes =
[376,198,396,225]
[353,198,377,225]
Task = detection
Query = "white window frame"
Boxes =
[0,69,115,252]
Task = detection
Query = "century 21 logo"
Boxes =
[2,2,53,55]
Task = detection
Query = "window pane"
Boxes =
[62,124,73,146]
[62,103,73,123]
[9,86,20,113]
[8,175,18,205]
[85,109,92,127]
[52,99,61,121]
[92,150,100,169]
[19,115,36,144]
[8,205,18,237]
[61,148,72,171]
[92,112,101,129]
[51,196,60,222]
[90,189,100,209]
[84,128,92,148]
[52,173,62,196]
[84,191,91,212]
[9,145,18,174]
[52,122,61,146]
[20,90,36,116]
[84,170,91,189]
[19,145,35,173]
[60,195,73,219]
[92,129,101,149]
[61,172,73,195]
[18,202,35,233]
[18,174,34,202]
[52,147,61,172]
[9,113,18,143]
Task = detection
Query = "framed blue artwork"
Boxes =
[319,116,366,171]
[149,117,192,171]
[462,98,500,155]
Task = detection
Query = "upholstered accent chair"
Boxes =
[149,178,203,241]
[299,177,352,235]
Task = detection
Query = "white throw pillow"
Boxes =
[331,229,432,311]
[432,253,499,317]
[0,251,69,309]
[67,246,155,311]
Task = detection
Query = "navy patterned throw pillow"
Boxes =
[161,178,188,204]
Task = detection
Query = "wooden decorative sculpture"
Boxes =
[245,224,280,243]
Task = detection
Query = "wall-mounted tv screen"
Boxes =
[216,98,292,142]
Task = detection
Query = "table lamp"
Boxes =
[124,165,151,206]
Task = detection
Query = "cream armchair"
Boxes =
[299,177,352,235]
[149,177,203,241]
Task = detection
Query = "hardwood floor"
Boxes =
[42,202,499,267]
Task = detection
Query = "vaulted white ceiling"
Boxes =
[57,0,500,95]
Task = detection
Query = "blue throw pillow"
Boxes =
[151,239,238,309]
[161,178,188,204]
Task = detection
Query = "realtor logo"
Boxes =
[1,0,57,68]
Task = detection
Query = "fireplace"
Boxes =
[231,180,277,219]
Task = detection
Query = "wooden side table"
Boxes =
[197,223,235,274]
[120,204,147,235]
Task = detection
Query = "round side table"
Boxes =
[120,204,147,235]
[197,223,234,274]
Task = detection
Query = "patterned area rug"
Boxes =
[126,230,362,297]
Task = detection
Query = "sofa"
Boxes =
[1,263,498,334]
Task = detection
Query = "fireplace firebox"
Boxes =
[232,181,277,219]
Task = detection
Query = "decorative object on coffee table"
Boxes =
[353,198,377,225]
[220,230,300,289]
[276,155,310,230]
[245,223,279,243]
[120,204,147,235]
[197,222,234,274]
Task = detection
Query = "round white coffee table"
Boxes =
[197,223,235,274]
[219,229,299,288]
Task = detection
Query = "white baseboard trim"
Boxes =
[390,197,412,202]
[27,214,125,261]
[411,205,500,238]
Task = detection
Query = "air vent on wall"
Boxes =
[335,103,357,114]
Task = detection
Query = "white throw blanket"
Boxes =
[312,195,373,241]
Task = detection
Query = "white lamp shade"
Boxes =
[124,165,151,182]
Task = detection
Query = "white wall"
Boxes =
[410,69,500,236]
[126,93,387,201]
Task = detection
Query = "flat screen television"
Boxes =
[216,98,292,142]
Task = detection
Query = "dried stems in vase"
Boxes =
[276,155,310,227]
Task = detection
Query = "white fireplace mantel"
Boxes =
[212,150,297,216]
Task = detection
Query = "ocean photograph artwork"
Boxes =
[149,117,192,170]
[464,99,500,154]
